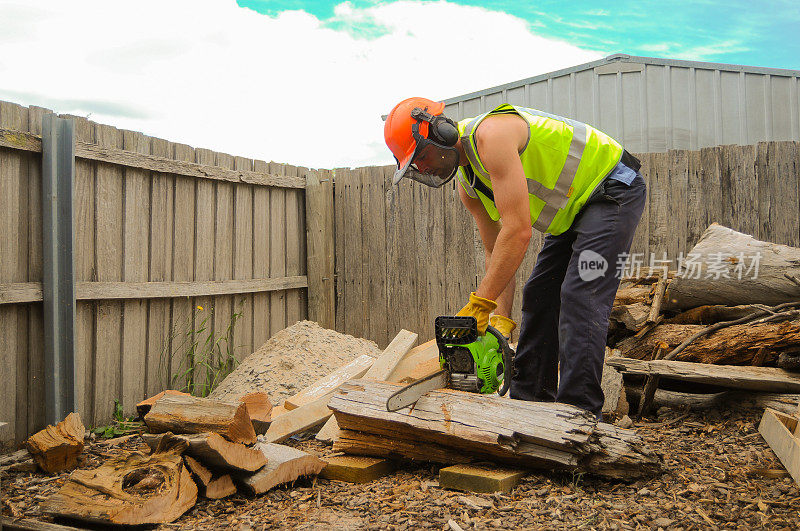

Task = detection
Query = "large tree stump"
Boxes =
[25,413,85,474]
[665,224,800,310]
[41,443,197,525]
[144,394,256,444]
[327,380,662,480]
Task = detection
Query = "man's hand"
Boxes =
[489,315,517,339]
[456,292,497,335]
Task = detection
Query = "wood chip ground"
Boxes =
[2,408,799,529]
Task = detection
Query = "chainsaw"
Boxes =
[386,316,515,411]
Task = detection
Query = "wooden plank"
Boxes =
[283,354,374,410]
[0,127,306,188]
[362,167,388,345]
[170,143,197,393]
[305,169,335,330]
[384,170,401,340]
[69,115,96,426]
[0,277,309,304]
[268,162,287,336]
[146,137,174,396]
[264,393,333,443]
[333,168,346,333]
[93,122,124,426]
[320,455,394,483]
[343,168,364,339]
[669,149,689,258]
[607,358,800,393]
[647,151,670,259]
[758,408,800,485]
[629,152,651,258]
[233,156,254,364]
[425,167,448,340]
[192,148,216,394]
[284,164,304,326]
[121,130,150,415]
[0,517,87,531]
[0,101,26,441]
[758,142,799,247]
[412,175,432,340]
[729,143,758,238]
[439,463,526,493]
[315,329,418,442]
[26,106,47,435]
[252,159,271,347]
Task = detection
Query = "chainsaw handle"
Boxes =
[485,325,514,396]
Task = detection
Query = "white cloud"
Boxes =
[0,0,601,168]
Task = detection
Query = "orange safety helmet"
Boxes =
[384,97,460,187]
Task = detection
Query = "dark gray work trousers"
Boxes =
[509,173,647,417]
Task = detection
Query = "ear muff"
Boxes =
[431,116,459,147]
[410,107,459,147]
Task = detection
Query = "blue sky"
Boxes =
[0,1,796,168]
[240,0,800,70]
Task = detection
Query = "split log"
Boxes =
[623,387,800,415]
[614,285,652,305]
[328,380,662,479]
[184,455,236,499]
[141,432,266,472]
[136,390,191,419]
[665,304,759,325]
[608,358,800,393]
[601,365,629,419]
[615,320,800,365]
[316,329,418,443]
[283,354,374,410]
[25,413,84,474]
[665,223,800,310]
[237,441,325,495]
[334,429,472,465]
[610,302,650,331]
[41,442,197,525]
[144,394,256,444]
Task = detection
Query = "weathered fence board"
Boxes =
[333,142,800,347]
[0,100,310,442]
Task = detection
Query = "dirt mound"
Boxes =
[209,321,381,405]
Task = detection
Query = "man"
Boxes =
[384,97,646,418]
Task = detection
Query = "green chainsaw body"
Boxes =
[435,316,509,394]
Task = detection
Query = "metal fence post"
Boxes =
[41,114,77,424]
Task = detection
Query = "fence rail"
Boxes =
[0,100,312,442]
[333,141,800,348]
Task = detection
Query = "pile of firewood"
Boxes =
[17,393,324,526]
[609,223,800,370]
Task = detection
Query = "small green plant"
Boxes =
[160,301,244,398]
[93,399,145,439]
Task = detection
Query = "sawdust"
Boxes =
[208,321,381,405]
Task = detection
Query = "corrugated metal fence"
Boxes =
[333,142,800,348]
[0,100,316,441]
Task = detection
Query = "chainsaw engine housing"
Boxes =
[435,316,504,394]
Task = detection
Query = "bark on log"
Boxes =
[144,394,257,444]
[608,358,800,393]
[614,285,652,305]
[665,223,800,310]
[328,380,662,480]
[610,302,650,331]
[237,441,325,495]
[184,455,236,499]
[141,432,266,472]
[25,413,85,474]
[40,443,197,525]
[615,320,800,365]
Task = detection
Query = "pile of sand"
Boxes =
[209,320,381,405]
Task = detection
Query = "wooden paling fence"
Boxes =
[0,100,335,442]
[333,142,800,348]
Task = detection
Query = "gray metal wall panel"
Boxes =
[441,55,800,152]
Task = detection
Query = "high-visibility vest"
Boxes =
[456,104,623,235]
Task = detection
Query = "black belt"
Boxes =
[620,149,641,172]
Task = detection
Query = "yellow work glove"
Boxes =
[489,315,517,339]
[456,292,497,335]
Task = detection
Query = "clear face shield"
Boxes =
[393,128,460,188]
